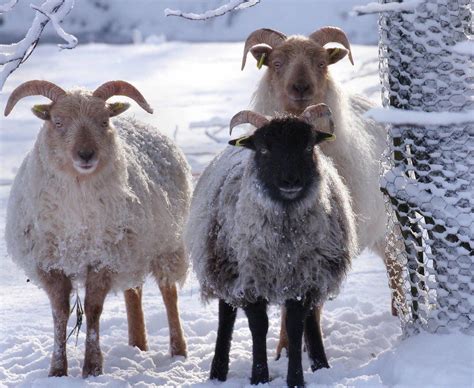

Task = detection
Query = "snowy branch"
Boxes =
[352,0,421,16]
[365,108,473,126]
[164,0,260,20]
[451,40,474,57]
[0,0,77,90]
[0,0,18,14]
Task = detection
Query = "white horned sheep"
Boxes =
[4,80,192,378]
[186,104,358,387]
[240,26,405,354]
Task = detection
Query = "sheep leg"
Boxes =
[276,305,289,359]
[285,299,307,388]
[304,305,329,371]
[124,286,148,351]
[210,299,237,381]
[374,236,406,317]
[244,299,269,385]
[38,269,72,377]
[82,268,111,378]
[159,282,187,357]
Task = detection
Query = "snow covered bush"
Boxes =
[186,105,358,386]
[4,80,192,377]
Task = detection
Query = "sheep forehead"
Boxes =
[50,92,108,120]
[274,37,326,59]
[258,118,313,146]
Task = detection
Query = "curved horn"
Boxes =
[300,104,335,134]
[309,26,354,65]
[241,28,287,70]
[92,80,153,114]
[4,80,66,116]
[230,110,269,135]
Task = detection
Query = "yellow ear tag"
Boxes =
[33,105,46,113]
[257,53,266,69]
[235,136,250,146]
[326,134,336,141]
[329,48,340,59]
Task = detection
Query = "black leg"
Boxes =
[210,299,237,381]
[286,299,307,388]
[244,299,269,385]
[304,305,330,372]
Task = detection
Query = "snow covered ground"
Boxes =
[0,43,472,387]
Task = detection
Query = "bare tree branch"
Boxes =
[352,0,421,16]
[0,0,77,90]
[0,0,19,14]
[164,0,260,21]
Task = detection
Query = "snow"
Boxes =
[0,42,473,387]
[365,107,473,126]
[352,0,421,15]
[451,40,474,56]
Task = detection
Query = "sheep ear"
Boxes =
[326,47,349,65]
[250,44,272,69]
[315,131,336,144]
[31,104,51,120]
[229,135,255,150]
[107,102,131,117]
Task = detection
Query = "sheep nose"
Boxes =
[281,176,302,188]
[292,82,310,95]
[77,149,95,162]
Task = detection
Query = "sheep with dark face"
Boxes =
[241,26,405,355]
[4,80,192,378]
[186,104,357,387]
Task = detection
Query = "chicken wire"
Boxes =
[377,0,473,335]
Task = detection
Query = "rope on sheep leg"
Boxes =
[66,289,84,346]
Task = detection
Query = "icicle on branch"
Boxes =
[0,0,77,91]
[164,0,260,21]
[0,0,19,14]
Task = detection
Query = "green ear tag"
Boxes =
[33,105,46,113]
[257,53,266,69]
[326,134,336,141]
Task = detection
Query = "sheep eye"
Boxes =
[54,121,63,129]
[318,62,326,69]
[273,61,282,69]
[102,120,109,128]
[260,147,269,155]
[306,145,314,153]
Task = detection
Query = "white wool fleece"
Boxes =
[6,117,192,291]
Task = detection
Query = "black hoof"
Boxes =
[250,363,269,385]
[210,356,229,381]
[310,359,330,372]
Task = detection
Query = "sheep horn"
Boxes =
[229,110,269,135]
[309,26,354,65]
[4,80,66,116]
[241,28,287,70]
[300,104,335,134]
[92,80,153,114]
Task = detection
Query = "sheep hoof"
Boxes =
[310,359,330,372]
[275,346,288,360]
[82,360,103,378]
[250,363,269,385]
[48,366,67,377]
[210,356,229,381]
[170,341,187,358]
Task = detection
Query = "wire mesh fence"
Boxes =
[378,0,473,335]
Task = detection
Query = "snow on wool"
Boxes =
[186,141,357,307]
[5,115,192,291]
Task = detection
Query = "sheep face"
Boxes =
[230,117,333,203]
[251,37,348,114]
[37,93,129,177]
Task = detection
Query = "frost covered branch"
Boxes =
[352,0,421,16]
[0,0,18,14]
[364,108,473,126]
[164,0,260,20]
[0,0,77,90]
